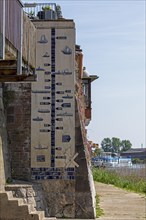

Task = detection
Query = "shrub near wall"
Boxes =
[93,168,146,194]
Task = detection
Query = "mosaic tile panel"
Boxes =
[31,167,75,180]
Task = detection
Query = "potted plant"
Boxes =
[37,5,56,20]
[42,6,51,11]
[56,5,62,18]
[28,11,35,19]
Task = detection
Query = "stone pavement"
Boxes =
[1,181,146,220]
[60,182,146,220]
[94,182,146,220]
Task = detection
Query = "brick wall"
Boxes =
[0,83,11,190]
[4,83,31,181]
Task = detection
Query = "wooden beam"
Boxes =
[0,59,37,82]
[0,60,17,75]
[0,74,37,82]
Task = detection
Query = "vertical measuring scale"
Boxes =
[51,28,56,167]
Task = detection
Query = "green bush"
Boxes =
[132,158,144,164]
[93,168,146,194]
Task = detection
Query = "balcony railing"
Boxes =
[0,0,36,81]
[23,3,62,20]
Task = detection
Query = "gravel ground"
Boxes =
[95,182,146,220]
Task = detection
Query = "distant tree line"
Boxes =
[101,137,132,153]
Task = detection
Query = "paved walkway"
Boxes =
[94,182,146,220]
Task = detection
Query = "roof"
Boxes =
[82,74,99,82]
[121,148,146,154]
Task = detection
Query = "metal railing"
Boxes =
[23,3,62,20]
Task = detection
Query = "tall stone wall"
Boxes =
[75,99,96,219]
[2,18,96,218]
[31,20,76,181]
[3,85,96,219]
[4,83,31,181]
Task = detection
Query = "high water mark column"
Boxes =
[31,20,76,217]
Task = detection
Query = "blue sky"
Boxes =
[23,0,145,148]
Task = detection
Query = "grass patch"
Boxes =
[96,194,104,218]
[93,168,146,195]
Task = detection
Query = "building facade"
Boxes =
[121,148,146,161]
[1,2,98,219]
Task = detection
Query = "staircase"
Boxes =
[0,190,56,220]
